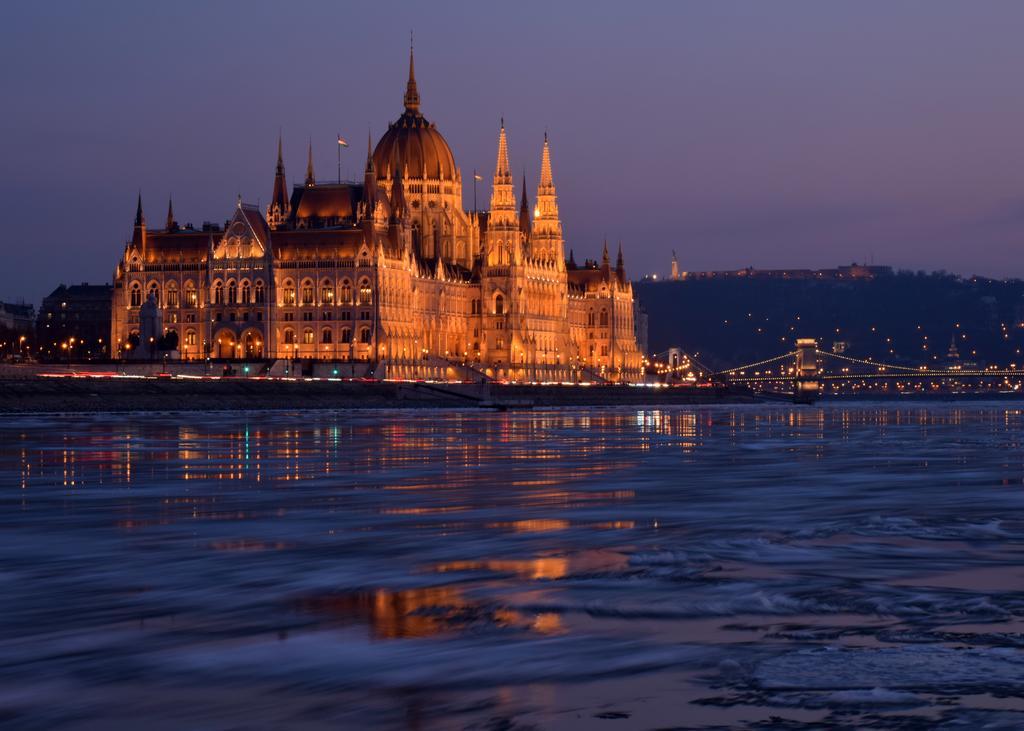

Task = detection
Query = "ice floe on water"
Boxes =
[3,403,1024,728]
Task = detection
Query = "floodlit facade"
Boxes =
[110,48,643,381]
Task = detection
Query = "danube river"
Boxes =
[2,405,1024,729]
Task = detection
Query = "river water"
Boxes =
[2,404,1024,729]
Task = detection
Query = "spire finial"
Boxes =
[539,132,554,189]
[166,195,175,231]
[365,128,375,173]
[494,121,510,178]
[305,138,315,186]
[404,34,420,113]
[135,191,144,227]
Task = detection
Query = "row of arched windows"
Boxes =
[212,279,266,305]
[279,277,372,307]
[129,281,201,308]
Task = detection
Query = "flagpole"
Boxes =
[473,169,477,212]
[337,133,341,183]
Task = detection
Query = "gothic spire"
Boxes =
[270,133,289,217]
[403,35,420,113]
[135,192,144,227]
[132,192,147,249]
[495,119,511,179]
[616,241,626,283]
[305,139,315,186]
[602,239,610,267]
[166,196,175,231]
[539,131,554,190]
[488,120,517,227]
[519,172,530,236]
[365,129,375,173]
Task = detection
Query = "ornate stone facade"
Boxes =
[110,49,644,382]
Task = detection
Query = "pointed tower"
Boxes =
[532,132,564,263]
[305,139,315,187]
[267,133,291,229]
[601,239,611,279]
[518,173,531,239]
[362,129,374,215]
[671,250,680,280]
[166,196,176,232]
[132,193,147,257]
[486,120,519,266]
[404,38,420,114]
[616,241,626,284]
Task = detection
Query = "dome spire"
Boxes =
[404,33,420,113]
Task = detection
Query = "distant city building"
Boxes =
[0,301,35,332]
[37,284,112,360]
[110,47,643,381]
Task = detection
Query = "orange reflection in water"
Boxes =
[296,585,556,640]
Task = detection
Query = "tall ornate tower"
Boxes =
[531,133,564,265]
[485,121,519,267]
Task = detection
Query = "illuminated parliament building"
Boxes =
[110,48,643,381]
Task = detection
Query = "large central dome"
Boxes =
[372,48,458,182]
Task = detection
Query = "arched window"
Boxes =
[227,281,237,305]
[587,311,595,327]
[600,309,608,327]
[240,280,251,304]
[130,283,142,307]
[213,281,224,304]
[321,280,334,305]
[303,328,314,345]
[184,330,197,347]
[301,280,314,306]
[359,327,372,344]
[254,280,265,304]
[283,328,295,345]
[184,283,197,307]
[282,280,296,306]
[322,328,333,344]
[148,283,160,305]
[340,280,353,305]
[165,282,179,308]
[358,279,372,305]
[494,294,505,315]
[340,328,352,344]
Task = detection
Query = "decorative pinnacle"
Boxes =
[495,122,510,178]
[404,34,420,113]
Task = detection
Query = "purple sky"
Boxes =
[3,1,1024,303]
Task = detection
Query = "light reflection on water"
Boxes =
[3,404,1024,729]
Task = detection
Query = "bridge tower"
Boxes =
[794,338,819,404]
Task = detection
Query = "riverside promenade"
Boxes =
[0,364,755,413]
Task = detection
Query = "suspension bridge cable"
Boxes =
[815,349,925,373]
[714,351,798,376]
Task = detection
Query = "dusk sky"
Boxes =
[4,0,1024,303]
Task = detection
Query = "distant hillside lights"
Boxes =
[645,252,894,282]
[109,45,644,381]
